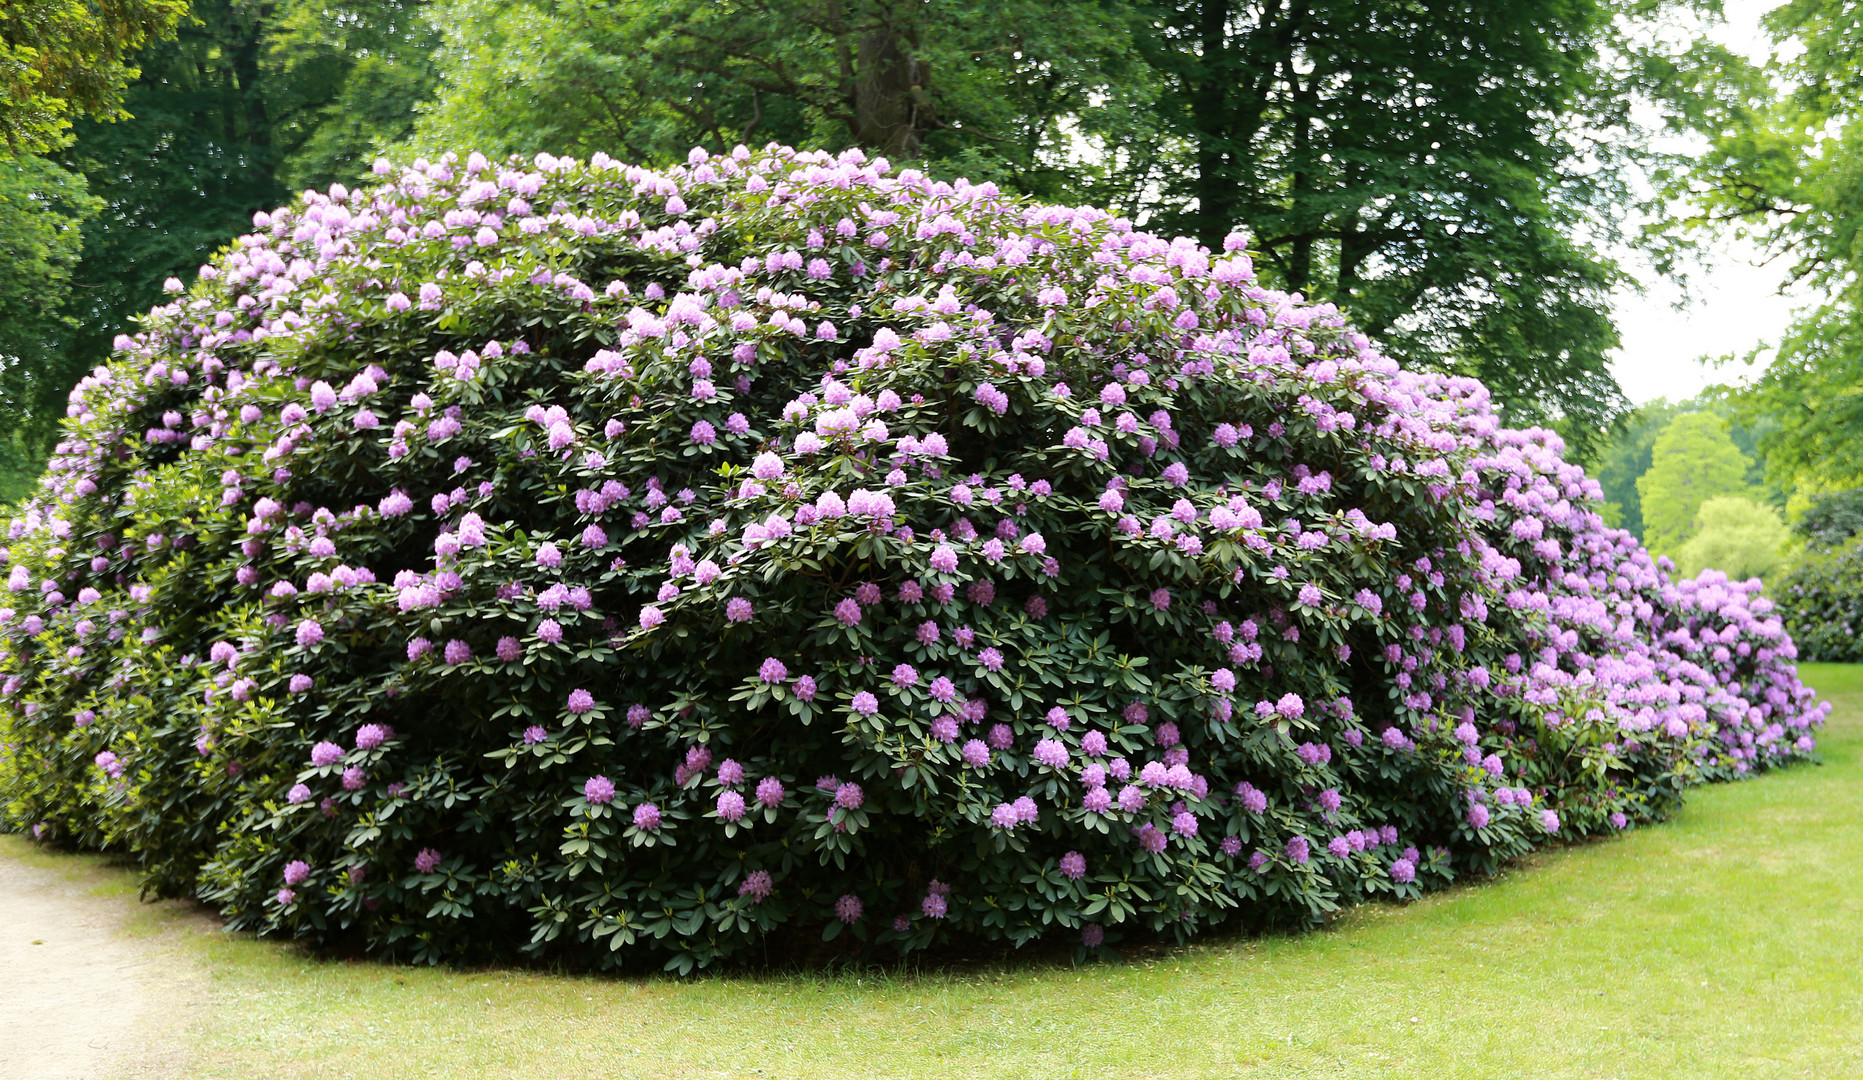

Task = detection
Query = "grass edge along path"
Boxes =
[5,663,1862,1080]
[0,838,209,1079]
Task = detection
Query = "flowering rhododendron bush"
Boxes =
[0,145,1830,970]
[1778,539,1863,663]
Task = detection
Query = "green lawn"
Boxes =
[9,663,1863,1079]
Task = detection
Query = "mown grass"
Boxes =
[7,664,1862,1079]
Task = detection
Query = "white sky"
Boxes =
[1606,0,1814,406]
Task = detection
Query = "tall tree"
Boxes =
[1583,393,1780,542]
[1585,398,1689,540]
[261,0,437,189]
[1100,0,1648,441]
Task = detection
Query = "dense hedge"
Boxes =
[1778,538,1863,663]
[0,146,1829,970]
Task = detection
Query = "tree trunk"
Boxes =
[229,1,275,174]
[1284,1,1312,292]
[1192,0,1230,251]
[850,25,932,158]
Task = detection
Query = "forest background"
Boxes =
[4,0,1862,584]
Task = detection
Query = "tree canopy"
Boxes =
[410,0,1132,199]
[1583,394,1779,544]
[1680,0,1863,491]
[1587,399,1690,540]
[1111,0,1643,439]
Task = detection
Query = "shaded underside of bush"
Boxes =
[0,145,1829,971]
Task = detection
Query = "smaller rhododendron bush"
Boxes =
[1778,538,1863,663]
[0,146,1828,970]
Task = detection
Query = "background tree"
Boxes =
[1636,411,1756,557]
[1585,398,1688,537]
[1676,0,1863,491]
[260,0,437,190]
[0,0,186,152]
[1582,392,1780,543]
[1676,494,1791,580]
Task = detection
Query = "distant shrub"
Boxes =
[1777,537,1863,663]
[1675,496,1789,582]
[0,145,1828,971]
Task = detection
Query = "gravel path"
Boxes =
[0,850,201,1080]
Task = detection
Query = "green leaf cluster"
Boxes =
[1793,487,1863,547]
[0,0,186,153]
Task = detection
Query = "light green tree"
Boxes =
[1636,412,1755,558]
[1584,397,1687,541]
[1582,390,1781,545]
[1676,495,1792,582]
